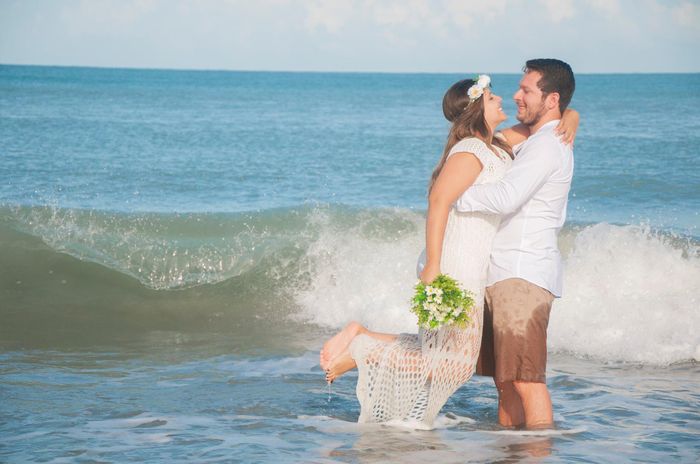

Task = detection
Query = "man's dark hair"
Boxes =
[524,59,575,114]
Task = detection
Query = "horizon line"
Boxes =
[2,62,699,76]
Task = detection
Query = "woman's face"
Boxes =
[482,88,507,131]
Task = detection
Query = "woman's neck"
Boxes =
[477,130,493,145]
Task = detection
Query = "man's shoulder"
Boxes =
[528,127,562,146]
[522,127,569,158]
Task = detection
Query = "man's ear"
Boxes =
[545,92,560,111]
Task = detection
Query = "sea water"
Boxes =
[0,65,698,462]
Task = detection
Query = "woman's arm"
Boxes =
[420,153,482,284]
[556,108,579,145]
[500,108,579,147]
[500,124,529,148]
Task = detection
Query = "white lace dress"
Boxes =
[348,137,512,429]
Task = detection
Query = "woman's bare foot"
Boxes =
[320,321,364,371]
[325,348,357,383]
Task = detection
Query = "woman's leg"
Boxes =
[325,326,402,382]
[320,321,397,370]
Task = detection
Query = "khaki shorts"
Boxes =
[476,278,555,384]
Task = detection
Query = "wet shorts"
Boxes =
[476,278,555,384]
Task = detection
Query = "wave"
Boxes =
[1,204,318,290]
[1,204,698,364]
[548,223,700,365]
[292,210,700,365]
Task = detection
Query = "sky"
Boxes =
[1,0,699,73]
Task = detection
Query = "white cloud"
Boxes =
[671,1,700,28]
[302,0,511,37]
[369,1,416,26]
[586,0,622,16]
[64,0,158,33]
[0,0,698,72]
[304,1,355,33]
[445,0,508,23]
[538,0,576,22]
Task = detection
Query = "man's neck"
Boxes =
[528,113,561,134]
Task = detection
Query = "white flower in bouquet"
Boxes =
[410,274,475,330]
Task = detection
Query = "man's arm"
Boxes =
[454,137,559,215]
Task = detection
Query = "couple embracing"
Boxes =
[320,58,577,430]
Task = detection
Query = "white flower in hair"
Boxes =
[467,85,483,100]
[466,73,491,103]
[477,74,491,88]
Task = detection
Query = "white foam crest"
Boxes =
[217,352,318,377]
[550,223,700,365]
[485,427,587,436]
[426,412,476,429]
[296,216,699,365]
[293,208,424,333]
[5,205,272,289]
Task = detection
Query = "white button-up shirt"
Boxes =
[454,120,574,297]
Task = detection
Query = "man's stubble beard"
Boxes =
[516,100,548,128]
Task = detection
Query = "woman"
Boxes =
[319,76,577,429]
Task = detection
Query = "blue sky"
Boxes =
[1,0,698,73]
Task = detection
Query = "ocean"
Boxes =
[1,65,698,463]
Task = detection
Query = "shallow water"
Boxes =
[2,339,698,463]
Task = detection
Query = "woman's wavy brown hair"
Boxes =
[428,79,513,194]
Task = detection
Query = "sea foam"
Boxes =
[293,207,423,333]
[295,214,700,365]
[548,223,700,365]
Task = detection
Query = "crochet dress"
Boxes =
[348,137,512,429]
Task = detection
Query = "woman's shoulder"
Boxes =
[449,136,511,167]
[448,137,489,156]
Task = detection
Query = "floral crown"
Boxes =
[467,74,491,104]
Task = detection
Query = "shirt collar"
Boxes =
[533,119,560,134]
[514,119,561,156]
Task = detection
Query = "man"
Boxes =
[455,58,576,429]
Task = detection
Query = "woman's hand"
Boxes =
[556,108,579,146]
[420,262,440,284]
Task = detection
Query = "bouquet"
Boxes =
[411,274,475,330]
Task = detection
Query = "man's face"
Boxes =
[513,71,548,126]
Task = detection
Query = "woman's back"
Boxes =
[441,136,512,303]
[349,136,512,428]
